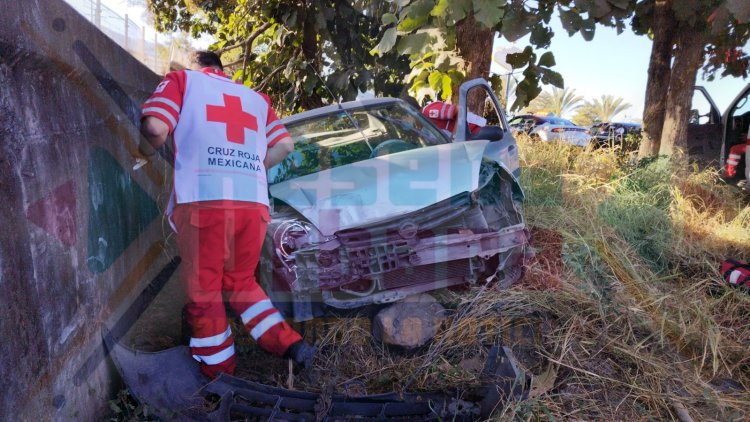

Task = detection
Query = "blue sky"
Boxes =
[492,17,749,122]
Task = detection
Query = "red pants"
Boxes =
[173,202,302,379]
[726,144,747,178]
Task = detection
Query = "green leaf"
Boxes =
[500,8,533,41]
[512,77,542,110]
[407,0,438,19]
[445,0,471,22]
[398,15,429,32]
[396,32,432,55]
[473,0,506,28]
[539,67,564,89]
[382,13,397,26]
[538,51,556,67]
[580,17,596,41]
[431,0,450,17]
[559,9,582,36]
[371,27,397,56]
[304,74,318,93]
[428,70,443,91]
[413,78,430,92]
[505,46,533,69]
[440,74,452,99]
[530,24,553,48]
[589,0,613,19]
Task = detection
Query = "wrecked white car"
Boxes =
[259,79,530,321]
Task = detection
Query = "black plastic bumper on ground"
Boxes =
[107,338,527,421]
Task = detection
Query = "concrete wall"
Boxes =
[0,1,174,419]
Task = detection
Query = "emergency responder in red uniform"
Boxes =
[421,101,486,135]
[725,126,749,183]
[139,51,314,379]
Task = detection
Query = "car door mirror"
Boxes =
[468,126,504,141]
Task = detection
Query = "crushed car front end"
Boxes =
[267,161,527,320]
[261,97,530,321]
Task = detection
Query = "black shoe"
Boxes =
[284,341,317,369]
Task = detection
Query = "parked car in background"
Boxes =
[589,122,642,148]
[509,114,590,147]
[261,79,530,321]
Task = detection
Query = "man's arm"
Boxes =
[139,116,170,157]
[137,71,185,160]
[260,92,293,169]
[264,136,294,169]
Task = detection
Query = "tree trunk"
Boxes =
[638,0,676,159]
[658,26,705,156]
[455,14,494,111]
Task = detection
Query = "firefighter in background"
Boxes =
[421,101,486,136]
[138,51,315,379]
[725,125,750,187]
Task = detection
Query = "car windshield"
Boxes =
[269,101,450,184]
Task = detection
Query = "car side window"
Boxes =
[690,89,719,125]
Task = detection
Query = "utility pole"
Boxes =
[94,0,101,28]
[154,32,158,71]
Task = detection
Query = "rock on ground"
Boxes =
[372,294,446,349]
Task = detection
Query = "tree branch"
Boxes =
[241,21,251,79]
[257,65,285,91]
[215,21,272,54]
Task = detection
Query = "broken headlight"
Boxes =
[272,220,324,258]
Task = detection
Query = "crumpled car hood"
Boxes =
[269,140,489,236]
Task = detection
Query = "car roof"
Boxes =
[593,122,641,127]
[511,114,572,123]
[280,98,402,126]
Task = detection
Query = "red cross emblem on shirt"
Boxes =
[206,94,258,144]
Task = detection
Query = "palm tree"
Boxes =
[572,103,599,126]
[576,95,632,124]
[526,87,584,118]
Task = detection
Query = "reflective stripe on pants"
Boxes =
[726,144,747,178]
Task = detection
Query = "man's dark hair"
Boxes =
[192,51,223,71]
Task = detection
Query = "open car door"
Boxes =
[720,84,750,182]
[453,78,521,178]
[688,86,724,163]
[689,84,750,182]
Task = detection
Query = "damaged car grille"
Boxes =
[287,167,528,307]
[330,192,474,284]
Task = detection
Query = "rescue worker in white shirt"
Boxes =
[138,51,315,379]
